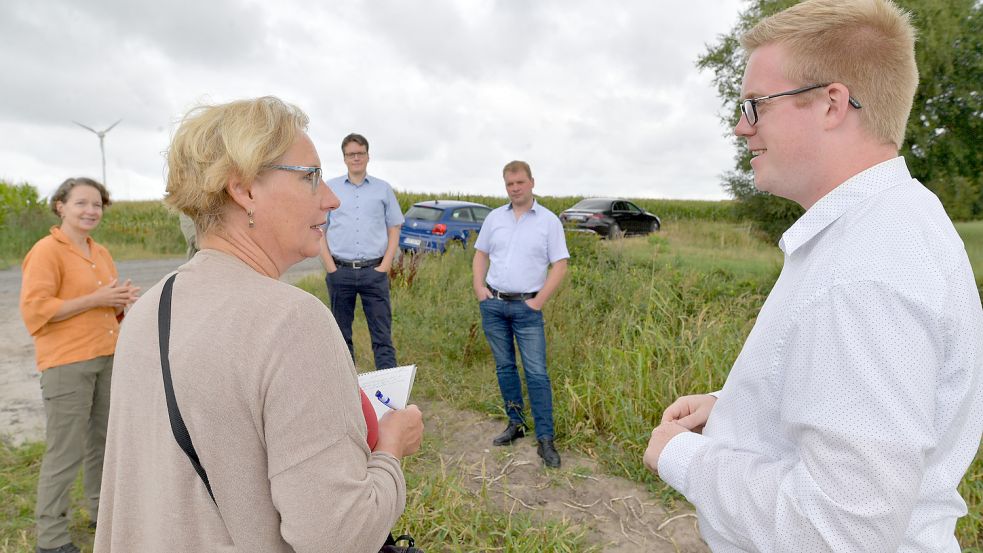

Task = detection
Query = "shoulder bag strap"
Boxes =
[158,273,216,505]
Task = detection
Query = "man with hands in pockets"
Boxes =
[472,160,568,468]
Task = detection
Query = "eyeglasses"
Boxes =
[740,83,863,126]
[343,151,367,160]
[269,164,323,193]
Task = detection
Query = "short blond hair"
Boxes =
[502,160,533,180]
[164,96,309,235]
[741,0,918,148]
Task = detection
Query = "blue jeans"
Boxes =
[478,298,554,439]
[325,265,397,370]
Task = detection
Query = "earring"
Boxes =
[247,210,255,228]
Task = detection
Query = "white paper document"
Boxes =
[357,364,417,421]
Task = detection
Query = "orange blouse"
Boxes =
[20,226,120,371]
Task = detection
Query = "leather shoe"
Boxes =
[537,438,561,468]
[37,543,81,553]
[492,421,526,446]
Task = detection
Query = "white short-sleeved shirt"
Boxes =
[474,200,569,293]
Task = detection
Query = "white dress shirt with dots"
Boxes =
[659,157,983,552]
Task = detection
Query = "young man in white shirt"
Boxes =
[472,161,569,468]
[644,1,983,551]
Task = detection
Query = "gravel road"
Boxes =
[0,256,323,445]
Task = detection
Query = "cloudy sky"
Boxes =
[0,0,745,201]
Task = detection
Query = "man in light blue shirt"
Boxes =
[318,133,404,370]
[472,160,569,468]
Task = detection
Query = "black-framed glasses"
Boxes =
[343,151,367,160]
[269,164,323,193]
[740,83,863,126]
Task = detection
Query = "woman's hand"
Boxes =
[50,278,142,322]
[375,405,424,459]
[92,278,141,309]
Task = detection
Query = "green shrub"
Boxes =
[0,181,56,268]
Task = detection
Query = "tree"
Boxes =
[699,0,983,241]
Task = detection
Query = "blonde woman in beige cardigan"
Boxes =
[95,97,423,553]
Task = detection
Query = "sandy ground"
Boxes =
[424,399,708,552]
[0,255,707,552]
[0,256,323,445]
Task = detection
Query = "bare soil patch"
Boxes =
[421,400,708,552]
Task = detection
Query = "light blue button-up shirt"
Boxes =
[474,199,569,293]
[325,174,404,261]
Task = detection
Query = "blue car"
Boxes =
[399,200,493,253]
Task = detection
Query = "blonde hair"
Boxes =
[164,96,309,235]
[741,0,918,148]
[502,160,533,180]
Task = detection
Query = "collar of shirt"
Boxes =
[50,226,95,261]
[507,198,540,214]
[344,174,373,187]
[779,156,911,256]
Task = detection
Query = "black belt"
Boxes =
[488,286,538,301]
[333,257,384,269]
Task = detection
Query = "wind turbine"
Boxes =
[73,119,122,186]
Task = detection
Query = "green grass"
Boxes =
[0,441,96,553]
[0,436,592,553]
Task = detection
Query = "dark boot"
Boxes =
[537,438,561,468]
[492,421,526,446]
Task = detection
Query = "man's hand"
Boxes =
[525,297,544,311]
[475,286,493,302]
[374,261,391,274]
[643,421,688,476]
[661,394,717,434]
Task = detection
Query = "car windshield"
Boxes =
[405,206,444,221]
[569,199,612,211]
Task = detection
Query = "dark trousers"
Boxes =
[326,265,397,370]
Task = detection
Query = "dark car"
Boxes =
[559,198,661,238]
[400,200,493,253]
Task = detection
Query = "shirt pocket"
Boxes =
[528,226,550,261]
[40,366,79,401]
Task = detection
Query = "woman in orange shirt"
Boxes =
[19,177,139,553]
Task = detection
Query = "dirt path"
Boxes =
[0,257,707,552]
[422,399,707,552]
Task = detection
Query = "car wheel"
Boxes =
[608,222,624,240]
[649,220,660,233]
